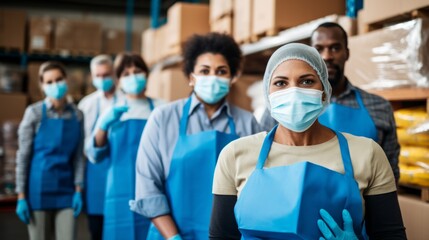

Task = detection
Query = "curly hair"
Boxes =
[182,32,242,77]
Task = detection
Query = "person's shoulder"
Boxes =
[27,100,44,111]
[68,103,84,120]
[342,132,382,158]
[77,91,99,109]
[227,131,267,152]
[149,98,187,121]
[150,98,167,108]
[228,102,255,119]
[354,87,391,107]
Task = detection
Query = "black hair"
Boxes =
[313,22,348,48]
[39,61,66,82]
[182,32,242,77]
[113,52,149,79]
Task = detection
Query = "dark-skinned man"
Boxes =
[260,22,400,182]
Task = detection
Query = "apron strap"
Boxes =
[179,97,192,136]
[256,125,278,169]
[334,130,354,177]
[42,102,48,120]
[147,97,155,111]
[227,116,237,135]
[354,89,365,109]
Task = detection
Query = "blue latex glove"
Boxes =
[99,106,129,131]
[167,234,182,240]
[72,192,83,218]
[16,199,30,224]
[317,209,358,240]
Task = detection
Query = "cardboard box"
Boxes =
[146,67,192,102]
[227,75,262,111]
[167,3,210,51]
[398,194,429,240]
[0,93,27,122]
[361,0,429,26]
[233,0,252,43]
[345,18,429,90]
[142,28,157,65]
[54,19,102,54]
[161,68,192,101]
[27,62,44,103]
[156,24,170,61]
[252,0,345,36]
[210,0,234,22]
[28,17,53,53]
[104,29,141,55]
[0,9,26,52]
[211,15,233,35]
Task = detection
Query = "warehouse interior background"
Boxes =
[1,0,429,239]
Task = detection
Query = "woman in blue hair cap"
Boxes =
[209,43,406,240]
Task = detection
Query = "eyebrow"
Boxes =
[299,74,317,78]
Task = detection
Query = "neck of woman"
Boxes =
[126,91,146,100]
[202,98,224,119]
[274,121,335,146]
[50,98,67,113]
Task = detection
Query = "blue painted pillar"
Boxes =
[126,0,135,51]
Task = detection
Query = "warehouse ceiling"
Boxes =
[0,0,208,16]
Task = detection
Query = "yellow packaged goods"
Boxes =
[399,163,429,187]
[397,128,429,147]
[394,107,428,128]
[400,146,429,166]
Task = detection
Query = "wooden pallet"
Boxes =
[398,183,429,202]
[362,7,429,33]
[250,27,287,43]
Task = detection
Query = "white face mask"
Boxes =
[192,74,230,104]
[269,87,324,132]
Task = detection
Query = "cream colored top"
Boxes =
[213,131,396,208]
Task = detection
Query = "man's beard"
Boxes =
[328,65,343,89]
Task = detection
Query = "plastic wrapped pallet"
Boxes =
[2,120,20,194]
[0,65,24,93]
[346,18,429,89]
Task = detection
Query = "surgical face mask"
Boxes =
[120,73,147,95]
[193,75,230,104]
[42,81,68,100]
[269,87,324,132]
[93,76,114,92]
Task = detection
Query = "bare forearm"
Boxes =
[94,129,108,147]
[152,215,179,238]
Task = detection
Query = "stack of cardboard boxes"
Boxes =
[0,9,26,52]
[210,0,234,35]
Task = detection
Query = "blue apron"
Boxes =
[234,125,367,240]
[85,96,116,215]
[28,102,81,210]
[103,98,154,240]
[147,98,239,240]
[319,89,378,141]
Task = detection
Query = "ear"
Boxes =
[322,91,327,102]
[189,74,196,87]
[231,71,242,85]
[345,48,350,61]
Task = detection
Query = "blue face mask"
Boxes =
[42,81,68,100]
[120,73,147,95]
[93,77,114,92]
[193,75,230,104]
[269,87,324,132]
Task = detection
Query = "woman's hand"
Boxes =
[317,209,358,240]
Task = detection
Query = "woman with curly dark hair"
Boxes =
[130,33,261,240]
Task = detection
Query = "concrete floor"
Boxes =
[0,211,91,240]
